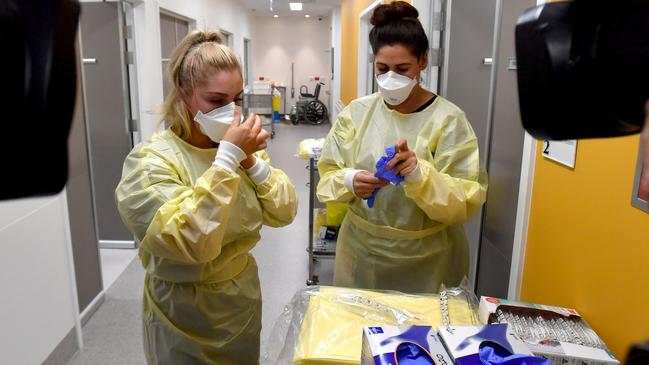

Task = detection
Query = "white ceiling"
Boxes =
[240,0,340,17]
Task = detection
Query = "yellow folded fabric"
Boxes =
[293,286,476,365]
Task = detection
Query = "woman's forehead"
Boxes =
[375,44,417,62]
[200,69,242,94]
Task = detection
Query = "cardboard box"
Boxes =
[438,324,534,365]
[361,326,453,365]
[478,296,619,365]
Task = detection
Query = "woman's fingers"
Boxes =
[393,155,417,176]
[247,115,261,135]
[396,138,409,152]
[356,172,384,185]
[230,109,243,126]
[355,188,375,198]
[257,129,269,145]
[240,112,255,127]
[386,151,411,170]
[353,171,393,197]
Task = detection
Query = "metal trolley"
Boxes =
[306,155,337,285]
[243,86,286,139]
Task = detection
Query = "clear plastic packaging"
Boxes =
[492,306,606,349]
[262,282,479,365]
[297,138,325,160]
[479,296,619,364]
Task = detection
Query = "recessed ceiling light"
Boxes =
[289,2,303,11]
[305,14,310,18]
[273,14,278,18]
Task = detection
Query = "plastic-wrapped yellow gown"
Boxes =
[317,93,486,293]
[116,129,297,364]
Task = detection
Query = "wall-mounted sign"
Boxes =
[542,140,577,168]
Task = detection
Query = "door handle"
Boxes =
[507,57,517,70]
[83,58,97,64]
[482,58,493,66]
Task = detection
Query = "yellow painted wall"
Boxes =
[340,0,411,104]
[521,136,649,359]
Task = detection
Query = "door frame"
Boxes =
[72,32,106,326]
[412,0,444,93]
[438,0,452,95]
[506,0,545,300]
[158,9,192,106]
[219,28,234,48]
[79,1,137,249]
[357,0,382,98]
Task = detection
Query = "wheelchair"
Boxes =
[290,82,328,125]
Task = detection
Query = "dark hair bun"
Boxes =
[370,1,419,27]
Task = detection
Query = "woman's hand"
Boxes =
[353,171,389,198]
[222,111,268,156]
[386,138,418,177]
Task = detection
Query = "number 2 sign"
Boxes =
[542,140,577,168]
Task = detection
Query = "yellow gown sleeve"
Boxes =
[403,112,487,225]
[252,150,298,227]
[316,107,357,204]
[115,149,241,264]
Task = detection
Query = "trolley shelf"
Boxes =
[243,90,283,139]
[309,238,337,257]
[312,254,336,260]
[307,156,338,285]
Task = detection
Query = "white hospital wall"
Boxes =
[252,15,332,112]
[132,0,254,142]
[0,193,80,364]
[331,7,343,114]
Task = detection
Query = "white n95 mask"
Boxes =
[194,102,238,142]
[376,71,417,106]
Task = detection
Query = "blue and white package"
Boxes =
[438,324,547,365]
[361,325,453,365]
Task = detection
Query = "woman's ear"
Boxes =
[419,52,428,71]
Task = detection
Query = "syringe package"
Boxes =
[478,297,619,365]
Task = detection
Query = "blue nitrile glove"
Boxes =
[457,324,513,353]
[367,190,378,208]
[365,146,405,208]
[395,343,436,365]
[375,145,405,185]
[479,343,552,365]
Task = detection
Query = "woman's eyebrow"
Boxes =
[376,62,412,67]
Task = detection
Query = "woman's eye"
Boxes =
[397,68,409,73]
